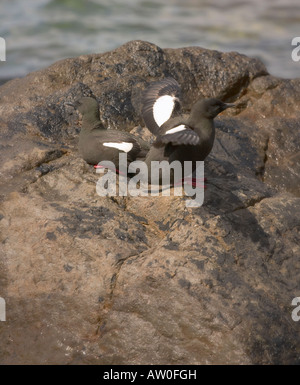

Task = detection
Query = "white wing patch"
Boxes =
[103,142,133,152]
[153,95,176,127]
[165,125,187,135]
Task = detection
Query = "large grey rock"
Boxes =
[0,40,299,364]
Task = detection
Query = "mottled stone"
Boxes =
[0,40,299,365]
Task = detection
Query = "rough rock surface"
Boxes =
[0,40,299,364]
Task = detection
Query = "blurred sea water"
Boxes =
[0,0,299,80]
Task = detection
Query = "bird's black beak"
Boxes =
[223,103,235,110]
[65,101,75,108]
[65,100,82,110]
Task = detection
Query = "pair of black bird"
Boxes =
[67,78,234,186]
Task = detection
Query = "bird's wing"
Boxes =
[142,77,182,136]
[94,130,143,158]
[154,124,200,146]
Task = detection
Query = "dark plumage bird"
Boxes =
[141,78,235,184]
[67,97,149,169]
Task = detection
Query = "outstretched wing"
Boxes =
[142,77,182,136]
[154,124,200,146]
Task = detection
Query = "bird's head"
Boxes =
[65,96,99,116]
[74,97,98,115]
[191,98,235,120]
